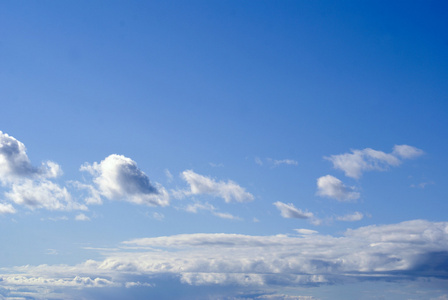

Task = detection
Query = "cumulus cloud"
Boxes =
[181,170,254,203]
[325,145,423,179]
[0,220,447,298]
[316,175,360,201]
[0,131,62,181]
[0,202,16,214]
[81,154,169,207]
[336,212,364,222]
[273,202,314,219]
[6,179,87,211]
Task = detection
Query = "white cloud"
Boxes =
[152,212,164,221]
[0,131,62,182]
[185,201,241,220]
[393,145,424,159]
[273,201,314,219]
[0,220,447,297]
[181,170,254,203]
[0,202,16,214]
[81,154,169,207]
[325,145,423,179]
[336,212,364,222]
[75,213,90,221]
[316,175,360,201]
[6,179,87,211]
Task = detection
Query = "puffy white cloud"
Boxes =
[0,202,16,214]
[336,212,364,222]
[325,145,423,179]
[0,131,62,182]
[5,179,87,211]
[273,202,314,219]
[81,154,169,207]
[316,175,360,201]
[181,170,254,203]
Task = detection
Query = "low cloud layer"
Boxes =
[81,154,169,206]
[1,220,446,298]
[325,145,423,179]
[181,170,254,203]
[316,175,360,201]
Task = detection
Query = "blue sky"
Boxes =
[0,1,448,299]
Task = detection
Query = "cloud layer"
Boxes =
[1,219,446,298]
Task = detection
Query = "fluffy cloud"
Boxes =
[316,175,360,201]
[6,179,87,211]
[325,145,423,179]
[273,202,314,219]
[336,211,364,222]
[0,220,447,298]
[75,213,90,221]
[0,131,62,182]
[0,202,16,214]
[0,131,85,212]
[81,154,169,206]
[181,170,254,203]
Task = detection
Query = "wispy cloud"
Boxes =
[184,201,241,220]
[316,175,360,202]
[181,170,254,203]
[325,145,423,179]
[336,211,364,222]
[273,201,314,219]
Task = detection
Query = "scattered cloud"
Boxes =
[336,212,364,222]
[75,213,90,221]
[273,159,298,166]
[181,170,254,203]
[0,202,16,214]
[273,202,314,219]
[184,201,241,220]
[316,175,360,202]
[6,179,87,211]
[80,154,169,207]
[325,145,423,179]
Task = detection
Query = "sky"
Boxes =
[0,1,448,299]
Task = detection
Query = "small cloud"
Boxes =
[337,212,364,222]
[181,170,254,203]
[45,249,58,255]
[75,213,90,221]
[152,212,164,221]
[255,157,263,166]
[316,175,360,202]
[273,159,298,166]
[253,217,260,223]
[273,201,314,219]
[294,228,318,235]
[410,181,434,189]
[184,201,241,220]
[325,145,423,179]
[164,169,173,182]
[80,154,169,207]
[0,203,16,214]
[209,162,224,167]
